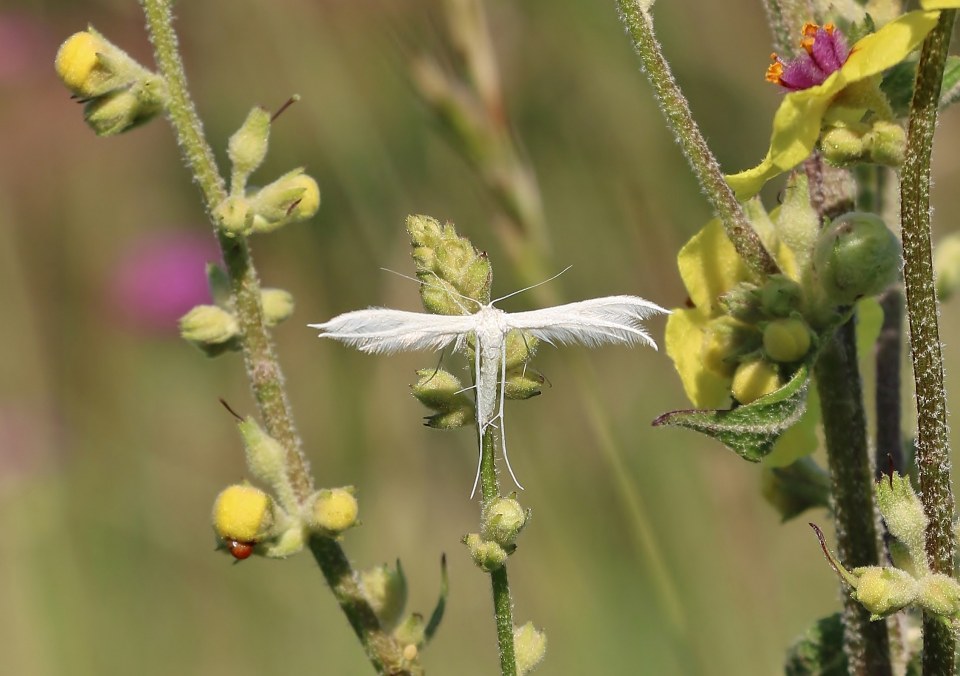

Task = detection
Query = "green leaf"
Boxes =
[882,55,960,116]
[653,366,809,462]
[784,613,848,676]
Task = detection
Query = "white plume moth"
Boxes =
[309,276,667,495]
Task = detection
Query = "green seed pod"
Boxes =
[813,212,900,305]
[763,318,812,363]
[228,106,271,187]
[261,288,295,326]
[359,562,408,631]
[731,359,782,405]
[481,497,529,547]
[464,533,508,572]
[513,622,547,676]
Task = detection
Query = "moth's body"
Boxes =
[310,291,666,494]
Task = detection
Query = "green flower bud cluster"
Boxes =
[464,497,529,571]
[180,265,295,356]
[815,473,960,621]
[406,214,492,314]
[213,105,320,237]
[820,120,906,168]
[55,28,168,136]
[212,416,363,561]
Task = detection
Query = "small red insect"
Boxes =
[227,539,255,560]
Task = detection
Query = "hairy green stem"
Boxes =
[815,321,892,676]
[479,428,517,676]
[616,1,779,277]
[140,2,416,672]
[900,10,957,674]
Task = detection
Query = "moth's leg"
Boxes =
[470,333,484,499]
[499,339,524,490]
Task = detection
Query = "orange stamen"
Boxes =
[765,56,784,85]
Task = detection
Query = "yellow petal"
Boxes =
[920,0,960,8]
[726,10,940,201]
[665,309,731,409]
[677,218,752,312]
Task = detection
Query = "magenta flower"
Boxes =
[766,22,851,91]
[109,231,220,333]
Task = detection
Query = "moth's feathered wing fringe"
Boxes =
[308,308,476,354]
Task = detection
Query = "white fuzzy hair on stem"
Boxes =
[309,273,667,497]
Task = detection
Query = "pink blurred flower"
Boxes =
[0,13,51,85]
[109,231,221,333]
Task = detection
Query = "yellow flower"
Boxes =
[726,10,941,200]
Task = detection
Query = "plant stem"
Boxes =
[616,0,779,277]
[900,10,957,674]
[479,428,517,676]
[815,321,892,676]
[140,2,418,672]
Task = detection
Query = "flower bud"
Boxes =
[934,232,960,301]
[864,120,906,167]
[852,566,919,619]
[228,106,271,188]
[464,533,508,572]
[260,522,306,559]
[916,573,960,617]
[731,359,782,405]
[179,304,240,345]
[261,288,294,326]
[237,418,297,511]
[504,368,544,400]
[411,368,466,409]
[504,331,538,369]
[717,282,763,323]
[406,215,492,310]
[359,562,408,630]
[482,497,529,547]
[82,76,165,136]
[393,613,426,648]
[876,473,929,573]
[759,275,803,318]
[249,169,321,234]
[513,622,547,676]
[425,407,475,430]
[308,487,359,535]
[212,484,275,544]
[813,212,900,305]
[701,317,757,378]
[763,318,812,363]
[213,195,252,237]
[820,125,867,167]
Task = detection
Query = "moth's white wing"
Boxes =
[309,308,477,354]
[504,295,667,349]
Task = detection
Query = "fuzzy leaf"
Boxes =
[784,613,848,676]
[882,55,960,116]
[653,366,809,462]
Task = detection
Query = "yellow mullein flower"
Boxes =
[726,10,941,200]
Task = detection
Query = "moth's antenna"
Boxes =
[492,265,572,305]
[380,267,483,313]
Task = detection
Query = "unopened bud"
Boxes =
[179,304,239,345]
[717,282,763,322]
[237,418,297,511]
[763,318,812,363]
[228,106,271,187]
[876,473,929,573]
[514,622,547,676]
[250,169,321,234]
[212,484,275,545]
[504,331,538,369]
[731,359,782,405]
[820,125,867,167]
[864,120,906,167]
[759,275,803,318]
[213,195,252,237]
[425,407,475,430]
[813,212,900,305]
[852,566,919,619]
[261,288,294,326]
[464,533,508,572]
[482,497,529,547]
[504,368,544,400]
[308,487,359,535]
[916,573,960,617]
[83,76,166,136]
[360,562,408,630]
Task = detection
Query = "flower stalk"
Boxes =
[139,1,417,672]
[616,0,779,278]
[900,9,958,673]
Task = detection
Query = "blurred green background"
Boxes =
[4,0,960,674]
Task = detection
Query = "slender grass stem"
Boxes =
[140,2,418,672]
[616,0,779,277]
[900,10,958,674]
[479,428,517,676]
